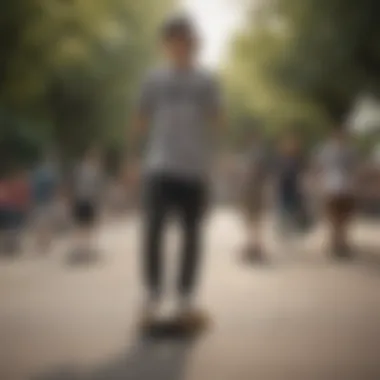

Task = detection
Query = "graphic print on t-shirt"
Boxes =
[139,66,221,180]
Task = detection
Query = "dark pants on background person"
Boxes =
[277,184,304,234]
[143,174,207,301]
[0,206,26,253]
[325,194,355,252]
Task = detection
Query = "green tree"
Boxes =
[225,0,380,142]
[274,0,380,122]
[0,0,174,165]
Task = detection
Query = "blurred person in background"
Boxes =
[54,182,71,235]
[125,159,141,213]
[0,173,13,254]
[0,168,30,255]
[314,127,358,258]
[240,129,271,262]
[31,152,60,253]
[108,174,127,217]
[213,154,236,205]
[274,132,309,251]
[70,148,105,260]
[131,15,223,329]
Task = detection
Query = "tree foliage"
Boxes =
[0,0,174,165]
[225,0,380,142]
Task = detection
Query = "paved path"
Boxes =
[0,210,379,380]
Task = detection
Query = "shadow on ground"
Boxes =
[33,332,197,380]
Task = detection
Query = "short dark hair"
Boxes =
[161,15,196,41]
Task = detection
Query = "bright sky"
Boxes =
[182,0,244,67]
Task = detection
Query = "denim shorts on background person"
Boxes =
[277,194,314,235]
[0,207,10,230]
[276,189,304,233]
[277,202,299,234]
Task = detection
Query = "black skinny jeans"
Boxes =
[143,174,207,300]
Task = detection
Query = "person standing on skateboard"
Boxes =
[131,15,224,329]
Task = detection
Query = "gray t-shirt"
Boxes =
[73,162,103,202]
[138,66,222,180]
[316,141,357,195]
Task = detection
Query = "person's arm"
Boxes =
[127,74,156,193]
[128,73,156,162]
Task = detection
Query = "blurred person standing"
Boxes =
[0,169,30,255]
[54,183,71,235]
[240,129,271,262]
[0,174,13,253]
[108,176,127,217]
[125,159,141,212]
[213,154,237,205]
[274,132,310,250]
[314,127,358,258]
[31,153,60,253]
[130,15,224,329]
[70,149,105,259]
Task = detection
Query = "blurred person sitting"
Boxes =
[131,15,224,330]
[69,148,105,261]
[314,127,359,258]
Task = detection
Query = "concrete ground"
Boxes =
[0,209,379,380]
